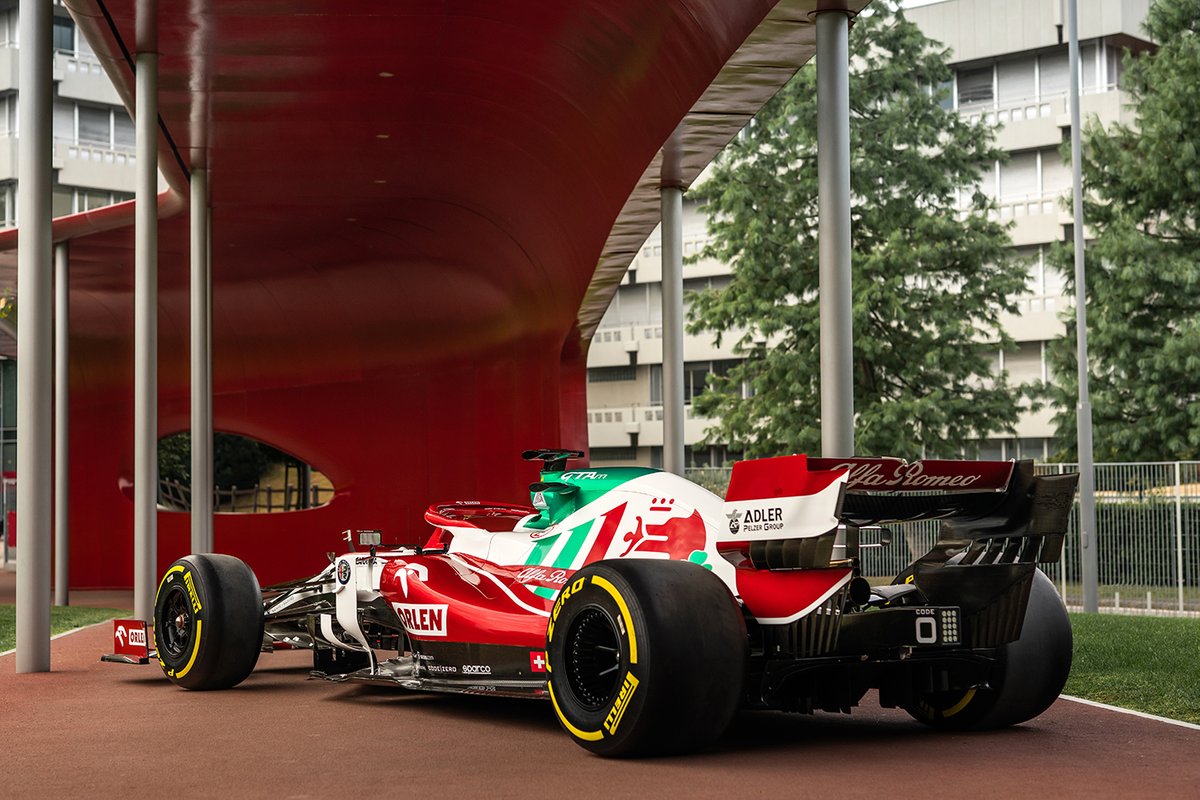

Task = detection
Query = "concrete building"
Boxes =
[586,0,1155,467]
[0,1,141,475]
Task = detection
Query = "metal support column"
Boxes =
[1068,0,1099,612]
[15,0,54,673]
[134,24,159,621]
[816,9,854,459]
[54,242,70,606]
[660,183,685,475]
[190,169,212,554]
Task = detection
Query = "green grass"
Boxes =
[0,605,131,653]
[1066,612,1200,724]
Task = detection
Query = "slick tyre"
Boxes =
[154,554,265,690]
[907,569,1072,730]
[546,559,746,757]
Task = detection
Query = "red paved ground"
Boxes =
[3,567,1198,798]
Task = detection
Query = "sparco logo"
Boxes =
[725,509,742,535]
[462,664,492,675]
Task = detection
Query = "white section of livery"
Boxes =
[330,552,398,666]
[447,472,737,588]
[319,613,366,652]
[750,572,854,624]
[719,472,847,544]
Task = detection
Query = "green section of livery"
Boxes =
[520,467,658,598]
[526,467,655,529]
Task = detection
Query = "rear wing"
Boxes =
[720,455,1078,568]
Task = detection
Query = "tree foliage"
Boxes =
[157,432,283,488]
[1047,0,1200,461]
[687,2,1027,459]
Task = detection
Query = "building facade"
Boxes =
[0,1,141,470]
[585,0,1155,468]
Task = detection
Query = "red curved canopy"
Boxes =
[0,0,864,586]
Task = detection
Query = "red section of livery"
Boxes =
[617,508,707,559]
[726,454,848,502]
[112,619,150,659]
[379,556,552,649]
[734,568,852,623]
[808,457,1014,492]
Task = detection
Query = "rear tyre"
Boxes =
[546,559,746,757]
[906,569,1072,730]
[154,554,265,690]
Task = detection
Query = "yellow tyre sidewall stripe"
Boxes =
[942,688,977,718]
[549,571,641,743]
[156,564,186,598]
[174,620,203,679]
[156,562,204,681]
[549,683,604,742]
[589,575,637,665]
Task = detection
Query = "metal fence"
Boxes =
[158,479,334,513]
[687,461,1200,616]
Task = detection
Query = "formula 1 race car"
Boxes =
[142,450,1078,757]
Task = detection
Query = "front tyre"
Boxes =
[154,554,265,690]
[546,560,746,757]
[907,568,1072,730]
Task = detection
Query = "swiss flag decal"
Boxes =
[530,651,547,673]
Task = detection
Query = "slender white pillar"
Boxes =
[660,184,685,475]
[190,169,212,554]
[54,242,70,606]
[134,45,159,622]
[816,9,854,459]
[15,0,54,673]
[1067,0,1099,612]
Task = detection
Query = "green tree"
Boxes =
[688,2,1027,459]
[157,432,281,488]
[1047,0,1200,461]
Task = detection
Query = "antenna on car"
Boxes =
[521,449,584,473]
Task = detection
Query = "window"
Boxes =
[1039,50,1069,98]
[1105,44,1125,90]
[53,18,74,53]
[997,59,1035,106]
[83,191,112,211]
[683,363,711,404]
[114,112,135,150]
[587,365,636,383]
[956,66,993,108]
[78,105,111,146]
[1041,148,1071,195]
[52,99,74,142]
[52,187,74,218]
[1000,152,1038,201]
[1081,43,1098,92]
[1004,341,1045,384]
[933,78,954,110]
[649,364,662,405]
[591,447,637,463]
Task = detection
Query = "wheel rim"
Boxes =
[160,585,193,659]
[564,605,622,711]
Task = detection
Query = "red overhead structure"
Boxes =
[0,0,865,587]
